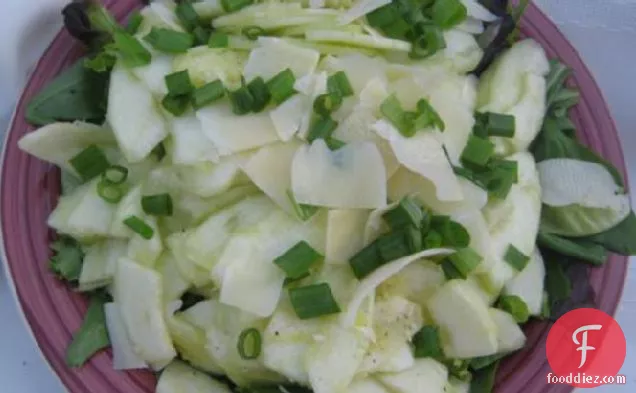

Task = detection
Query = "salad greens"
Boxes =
[18,0,636,392]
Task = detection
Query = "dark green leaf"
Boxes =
[469,360,499,393]
[537,231,608,265]
[49,236,84,282]
[66,295,110,367]
[26,59,109,126]
[581,212,636,255]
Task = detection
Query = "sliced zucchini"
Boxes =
[325,209,370,263]
[503,248,546,315]
[242,37,321,81]
[157,251,191,302]
[427,280,498,358]
[489,308,526,353]
[104,302,147,370]
[377,358,448,393]
[167,313,224,375]
[156,361,232,393]
[113,258,176,367]
[79,239,127,292]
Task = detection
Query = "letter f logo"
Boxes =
[572,324,603,368]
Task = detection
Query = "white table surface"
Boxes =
[0,0,634,391]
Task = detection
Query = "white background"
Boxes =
[0,0,634,391]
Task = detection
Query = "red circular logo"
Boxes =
[546,308,626,388]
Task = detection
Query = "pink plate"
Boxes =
[0,1,628,392]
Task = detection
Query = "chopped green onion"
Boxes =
[472,112,489,138]
[349,242,383,279]
[289,283,341,320]
[307,117,338,143]
[434,217,470,248]
[380,95,413,136]
[461,134,495,167]
[247,77,271,112]
[123,215,154,239]
[162,94,190,116]
[242,26,266,41]
[415,98,445,131]
[423,230,443,249]
[237,328,262,359]
[382,197,423,229]
[175,1,200,31]
[208,32,229,48]
[383,18,411,39]
[504,245,530,271]
[327,71,354,97]
[406,225,423,253]
[485,112,516,138]
[126,12,143,35]
[497,295,530,323]
[221,0,254,13]
[144,27,194,53]
[441,259,464,280]
[366,5,400,28]
[112,31,152,68]
[446,359,471,381]
[192,26,212,46]
[286,190,319,221]
[431,0,468,29]
[447,247,482,278]
[326,138,346,151]
[165,70,194,96]
[274,241,322,280]
[228,86,255,115]
[481,159,518,200]
[313,93,343,116]
[141,193,174,216]
[411,326,444,359]
[101,165,128,185]
[267,69,296,105]
[97,180,125,204]
[69,145,110,182]
[409,25,446,59]
[192,80,225,109]
[377,231,410,262]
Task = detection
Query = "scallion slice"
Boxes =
[366,5,400,28]
[382,197,423,229]
[193,26,212,46]
[497,295,530,323]
[208,32,229,48]
[485,112,516,138]
[221,0,254,13]
[327,71,354,97]
[307,116,338,143]
[141,193,173,217]
[242,25,266,41]
[192,80,225,109]
[228,86,255,115]
[416,98,445,131]
[406,225,423,253]
[313,93,343,116]
[380,95,413,136]
[441,259,464,280]
[69,145,110,182]
[286,190,319,221]
[431,0,468,29]
[447,247,482,278]
[504,245,530,271]
[274,241,322,280]
[377,231,410,262]
[435,217,470,248]
[410,25,446,59]
[144,27,194,53]
[97,180,125,204]
[326,138,346,151]
[112,31,152,68]
[349,242,383,279]
[102,165,128,185]
[237,328,262,359]
[247,77,271,112]
[165,70,194,96]
[411,326,444,359]
[175,1,200,31]
[289,283,341,320]
[461,134,495,167]
[423,230,443,249]
[267,69,296,105]
[123,215,154,239]
[162,94,190,116]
